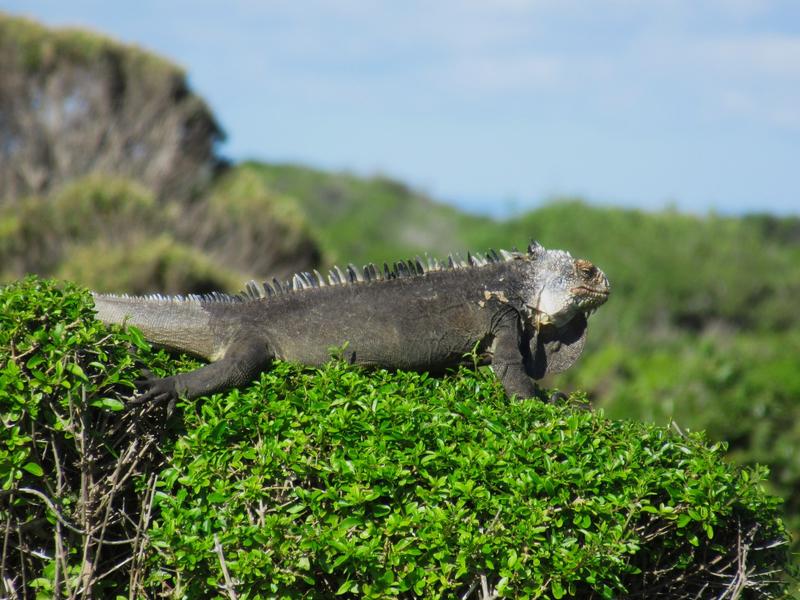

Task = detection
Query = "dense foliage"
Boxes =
[0,278,169,597]
[0,279,793,598]
[149,361,790,599]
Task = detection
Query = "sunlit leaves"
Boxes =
[147,357,790,598]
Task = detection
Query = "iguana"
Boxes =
[92,242,610,404]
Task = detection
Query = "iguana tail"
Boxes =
[91,293,222,361]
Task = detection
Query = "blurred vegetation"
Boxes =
[249,161,491,264]
[180,165,322,279]
[0,12,221,201]
[0,176,232,293]
[0,13,177,74]
[56,235,243,295]
[0,171,321,294]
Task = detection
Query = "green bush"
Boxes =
[569,329,800,552]
[0,176,158,276]
[147,362,792,599]
[0,174,308,294]
[0,277,173,597]
[0,279,793,598]
[57,235,244,295]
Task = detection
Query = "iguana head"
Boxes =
[521,242,610,378]
[525,242,610,328]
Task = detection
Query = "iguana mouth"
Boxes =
[571,286,610,300]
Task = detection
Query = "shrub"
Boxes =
[0,279,792,598]
[176,166,322,280]
[0,172,320,294]
[0,175,158,277]
[0,277,172,597]
[147,364,792,599]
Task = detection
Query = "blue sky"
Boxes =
[3,0,799,216]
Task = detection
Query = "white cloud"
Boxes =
[706,0,776,20]
[444,54,563,94]
[636,32,800,129]
[693,34,800,78]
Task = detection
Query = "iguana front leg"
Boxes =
[133,338,272,405]
[490,310,537,400]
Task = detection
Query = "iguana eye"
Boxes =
[575,259,596,279]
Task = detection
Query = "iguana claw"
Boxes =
[128,370,180,410]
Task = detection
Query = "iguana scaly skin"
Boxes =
[92,243,610,403]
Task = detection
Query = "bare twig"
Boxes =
[13,487,86,535]
[480,574,490,599]
[52,427,68,598]
[214,533,239,600]
[95,554,134,583]
[1,493,13,597]
[77,386,96,599]
[460,579,479,600]
[129,473,158,598]
[16,520,25,597]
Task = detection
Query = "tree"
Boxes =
[0,13,223,203]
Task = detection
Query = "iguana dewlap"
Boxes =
[92,242,610,404]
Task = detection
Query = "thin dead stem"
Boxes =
[1,377,168,599]
[214,533,239,600]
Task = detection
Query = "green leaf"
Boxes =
[507,549,518,568]
[68,362,88,381]
[336,580,356,595]
[91,397,125,411]
[22,462,43,477]
[26,354,45,369]
[207,492,227,504]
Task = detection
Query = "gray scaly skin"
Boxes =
[92,242,610,404]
